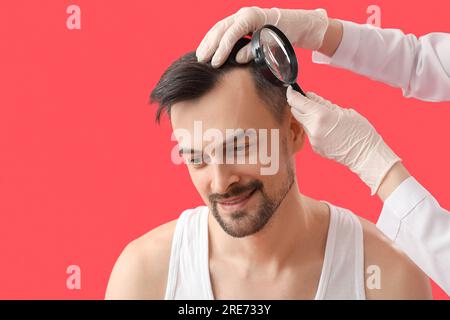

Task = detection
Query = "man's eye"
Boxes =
[234,144,250,153]
[188,157,203,165]
[226,144,244,152]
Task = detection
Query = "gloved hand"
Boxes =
[287,87,401,195]
[196,7,329,67]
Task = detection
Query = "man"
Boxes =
[195,6,450,295]
[105,42,431,299]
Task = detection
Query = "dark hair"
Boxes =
[150,38,288,124]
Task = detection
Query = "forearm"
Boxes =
[376,162,411,202]
[315,19,450,102]
[317,19,343,58]
[376,175,450,295]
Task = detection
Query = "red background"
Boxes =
[0,0,449,299]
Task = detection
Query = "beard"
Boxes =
[208,160,295,238]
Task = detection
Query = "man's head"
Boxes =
[150,39,305,238]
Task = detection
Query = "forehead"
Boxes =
[170,68,280,134]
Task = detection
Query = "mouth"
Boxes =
[217,188,257,211]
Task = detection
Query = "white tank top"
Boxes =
[164,201,366,300]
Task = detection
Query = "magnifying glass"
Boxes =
[251,25,306,96]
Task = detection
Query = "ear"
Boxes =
[288,112,305,153]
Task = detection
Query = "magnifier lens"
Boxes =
[259,28,293,84]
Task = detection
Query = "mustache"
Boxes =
[208,180,263,203]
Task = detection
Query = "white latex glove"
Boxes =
[287,87,401,195]
[196,7,329,67]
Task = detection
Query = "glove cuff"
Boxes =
[267,8,329,50]
[352,138,402,196]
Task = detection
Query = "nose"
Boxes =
[210,163,240,195]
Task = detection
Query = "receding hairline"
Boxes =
[171,67,288,119]
[150,49,288,124]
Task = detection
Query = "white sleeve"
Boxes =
[376,177,450,295]
[312,20,450,102]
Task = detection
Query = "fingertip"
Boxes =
[196,49,211,63]
[196,40,209,62]
[196,52,206,63]
[195,45,204,59]
[211,53,223,67]
[286,85,306,101]
[213,44,229,67]
[286,86,294,103]
[236,45,253,64]
[286,85,293,95]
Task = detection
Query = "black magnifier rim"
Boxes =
[251,24,299,85]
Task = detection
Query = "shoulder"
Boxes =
[105,217,178,299]
[357,216,432,299]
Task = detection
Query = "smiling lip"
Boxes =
[217,188,256,207]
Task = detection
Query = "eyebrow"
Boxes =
[178,130,249,157]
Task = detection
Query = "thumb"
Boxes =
[236,43,254,63]
[286,86,321,114]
